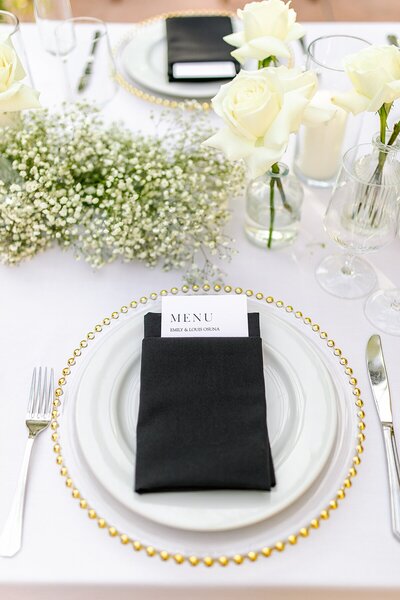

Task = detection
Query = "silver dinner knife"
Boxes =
[366,334,400,541]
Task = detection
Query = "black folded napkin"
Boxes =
[166,16,240,82]
[135,312,275,494]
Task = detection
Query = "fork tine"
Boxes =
[26,368,37,415]
[33,367,42,417]
[45,369,54,418]
[39,367,48,416]
[26,367,54,420]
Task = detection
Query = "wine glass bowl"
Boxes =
[316,142,400,299]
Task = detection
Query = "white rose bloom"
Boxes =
[224,0,305,64]
[0,38,40,115]
[204,66,318,177]
[332,44,400,114]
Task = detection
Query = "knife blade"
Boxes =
[77,30,101,94]
[366,334,400,541]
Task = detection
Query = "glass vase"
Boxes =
[316,139,400,299]
[245,163,304,249]
[363,133,400,335]
[294,35,370,188]
[0,10,33,86]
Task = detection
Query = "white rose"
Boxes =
[332,44,400,114]
[0,38,40,115]
[203,66,318,177]
[224,0,305,65]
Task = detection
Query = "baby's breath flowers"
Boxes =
[0,104,243,281]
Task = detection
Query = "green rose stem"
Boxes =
[374,103,400,177]
[267,162,292,249]
[268,165,276,248]
[355,103,400,224]
[258,56,278,69]
[258,55,290,248]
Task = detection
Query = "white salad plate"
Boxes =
[63,296,338,533]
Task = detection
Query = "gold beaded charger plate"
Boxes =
[114,11,237,109]
[53,285,365,566]
[68,294,337,532]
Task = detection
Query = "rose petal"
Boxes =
[202,127,255,161]
[223,31,246,49]
[365,79,400,112]
[2,37,26,82]
[0,82,41,112]
[245,144,285,178]
[275,66,317,98]
[247,35,291,59]
[301,89,340,126]
[332,90,370,115]
[231,38,290,63]
[264,90,309,146]
[285,21,305,42]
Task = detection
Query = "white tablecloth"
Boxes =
[1,21,400,600]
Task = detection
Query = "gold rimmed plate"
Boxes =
[53,284,365,567]
[114,11,235,110]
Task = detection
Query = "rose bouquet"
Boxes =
[333,44,400,168]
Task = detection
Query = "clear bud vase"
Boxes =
[245,163,304,249]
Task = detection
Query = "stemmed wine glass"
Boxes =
[316,141,400,299]
[365,290,400,335]
[55,17,117,106]
[33,0,74,56]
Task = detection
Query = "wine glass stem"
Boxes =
[341,254,355,277]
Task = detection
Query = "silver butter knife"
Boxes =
[366,334,400,540]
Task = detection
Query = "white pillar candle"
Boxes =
[295,90,348,182]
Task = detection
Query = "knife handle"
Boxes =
[383,424,400,540]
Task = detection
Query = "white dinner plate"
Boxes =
[67,297,338,532]
[120,19,234,99]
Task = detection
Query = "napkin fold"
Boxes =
[166,16,240,82]
[135,312,275,494]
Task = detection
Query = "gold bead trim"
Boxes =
[113,10,234,111]
[53,285,365,567]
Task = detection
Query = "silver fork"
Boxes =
[0,368,54,557]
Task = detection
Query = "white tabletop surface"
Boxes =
[1,21,400,600]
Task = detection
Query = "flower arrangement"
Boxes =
[333,44,400,172]
[331,44,400,225]
[204,0,326,248]
[0,105,244,281]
